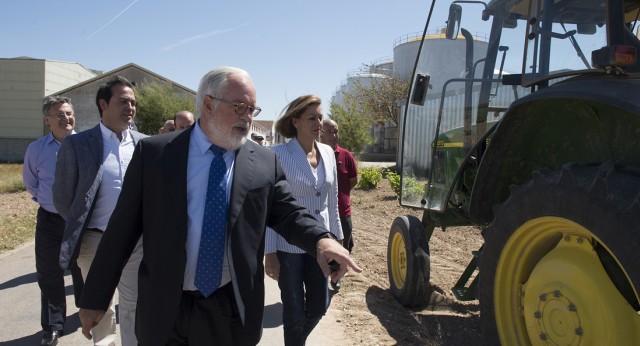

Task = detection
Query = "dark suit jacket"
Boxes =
[79,127,330,345]
[53,124,146,269]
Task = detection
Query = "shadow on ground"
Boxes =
[366,285,488,345]
[0,313,80,346]
[0,272,36,291]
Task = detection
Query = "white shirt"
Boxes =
[87,122,135,231]
[183,121,235,291]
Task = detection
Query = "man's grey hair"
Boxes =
[195,66,252,118]
[42,95,73,116]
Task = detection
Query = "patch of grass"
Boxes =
[0,163,36,253]
[0,209,36,253]
[0,164,25,194]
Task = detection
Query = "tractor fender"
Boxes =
[469,76,640,224]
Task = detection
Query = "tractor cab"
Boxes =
[398,0,640,225]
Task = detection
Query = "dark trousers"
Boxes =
[340,216,354,253]
[167,283,253,346]
[35,207,84,333]
[277,251,329,346]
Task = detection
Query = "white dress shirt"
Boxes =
[87,122,135,231]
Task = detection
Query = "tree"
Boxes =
[134,82,195,135]
[328,99,372,156]
[346,66,410,127]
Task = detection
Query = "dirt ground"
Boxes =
[330,178,489,346]
[0,191,37,221]
[2,180,489,345]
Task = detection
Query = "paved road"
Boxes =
[0,241,344,345]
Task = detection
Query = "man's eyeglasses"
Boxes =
[208,96,261,117]
[49,111,74,120]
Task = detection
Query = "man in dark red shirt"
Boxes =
[321,119,358,289]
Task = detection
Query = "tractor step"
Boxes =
[451,250,480,301]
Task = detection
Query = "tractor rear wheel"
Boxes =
[478,163,640,345]
[387,215,431,306]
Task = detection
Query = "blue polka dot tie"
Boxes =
[195,145,227,297]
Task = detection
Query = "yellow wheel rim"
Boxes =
[494,216,640,345]
[390,231,407,289]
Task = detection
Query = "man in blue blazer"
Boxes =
[54,76,147,346]
[76,67,361,346]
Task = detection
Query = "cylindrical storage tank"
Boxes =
[393,29,489,92]
[369,57,394,75]
[331,71,388,109]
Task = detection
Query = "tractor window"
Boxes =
[398,0,528,211]
[523,0,607,84]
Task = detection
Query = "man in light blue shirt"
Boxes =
[23,95,83,346]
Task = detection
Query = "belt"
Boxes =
[183,290,205,299]
[183,282,232,299]
[86,228,104,233]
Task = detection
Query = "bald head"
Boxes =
[159,119,175,134]
[320,118,339,150]
[174,110,195,130]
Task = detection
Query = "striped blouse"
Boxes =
[265,138,343,254]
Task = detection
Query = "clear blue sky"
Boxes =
[1,0,444,121]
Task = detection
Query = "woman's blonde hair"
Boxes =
[275,95,321,138]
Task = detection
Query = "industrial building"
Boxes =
[0,57,97,162]
[0,58,193,162]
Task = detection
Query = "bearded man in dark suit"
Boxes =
[77,66,361,346]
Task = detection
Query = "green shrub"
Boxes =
[357,167,383,189]
[402,176,425,201]
[387,171,401,196]
[386,171,424,200]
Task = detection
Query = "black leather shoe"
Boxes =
[41,330,61,346]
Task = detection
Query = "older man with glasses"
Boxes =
[75,66,361,346]
[23,95,85,346]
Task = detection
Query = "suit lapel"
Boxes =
[87,125,103,168]
[227,143,255,232]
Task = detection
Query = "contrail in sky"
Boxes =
[87,0,139,40]
[161,23,250,52]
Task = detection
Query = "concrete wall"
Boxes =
[0,59,96,162]
[0,138,34,163]
[44,61,96,97]
[0,59,46,140]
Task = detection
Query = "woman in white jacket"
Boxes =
[265,95,343,346]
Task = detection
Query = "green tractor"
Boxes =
[387,0,640,344]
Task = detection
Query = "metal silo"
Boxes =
[393,29,489,92]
